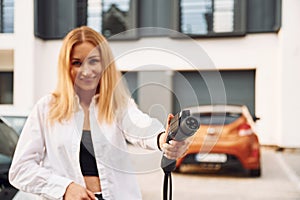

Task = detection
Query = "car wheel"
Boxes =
[249,168,261,177]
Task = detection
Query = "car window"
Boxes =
[1,116,27,135]
[0,120,19,158]
[200,113,241,125]
[0,153,12,165]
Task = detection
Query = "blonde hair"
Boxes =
[49,26,129,124]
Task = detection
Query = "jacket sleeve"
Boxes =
[120,99,165,150]
[9,97,73,200]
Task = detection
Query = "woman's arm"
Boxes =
[9,99,73,199]
[120,99,165,150]
[121,99,191,159]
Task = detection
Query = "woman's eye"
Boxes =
[72,61,82,66]
[88,59,100,65]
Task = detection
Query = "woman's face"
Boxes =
[70,41,102,93]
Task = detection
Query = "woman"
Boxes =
[9,26,189,200]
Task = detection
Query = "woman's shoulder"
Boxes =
[26,94,54,118]
[34,94,55,108]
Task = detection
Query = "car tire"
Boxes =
[249,168,261,177]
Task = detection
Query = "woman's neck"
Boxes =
[75,88,97,107]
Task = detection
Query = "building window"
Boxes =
[0,72,13,104]
[173,0,281,38]
[33,0,281,40]
[87,0,138,39]
[0,0,14,33]
[246,0,281,33]
[0,50,13,104]
[77,0,88,27]
[177,0,246,37]
[87,0,102,32]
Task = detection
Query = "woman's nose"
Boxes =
[81,63,93,76]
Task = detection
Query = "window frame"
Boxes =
[171,0,247,38]
[86,0,139,40]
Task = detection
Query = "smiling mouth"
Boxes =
[80,78,97,83]
[79,74,97,80]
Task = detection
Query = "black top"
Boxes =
[80,130,99,176]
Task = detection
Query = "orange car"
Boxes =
[176,105,261,177]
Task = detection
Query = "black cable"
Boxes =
[163,172,172,200]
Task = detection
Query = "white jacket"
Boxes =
[9,94,164,200]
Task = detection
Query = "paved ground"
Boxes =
[275,147,300,191]
[278,148,300,176]
[135,146,300,200]
[7,146,300,200]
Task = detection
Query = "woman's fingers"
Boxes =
[86,190,96,200]
[162,140,190,160]
[164,114,174,137]
[64,182,96,200]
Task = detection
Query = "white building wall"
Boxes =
[199,35,281,146]
[0,0,299,147]
[13,0,35,109]
[34,39,61,100]
[278,0,300,147]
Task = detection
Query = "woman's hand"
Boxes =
[64,182,96,200]
[159,114,193,160]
